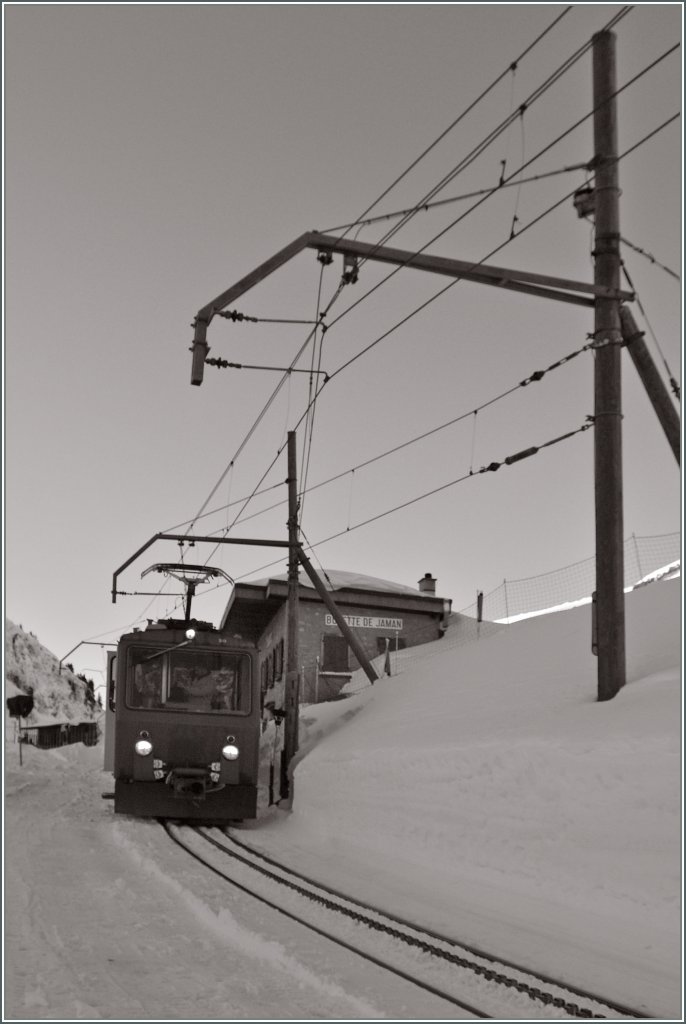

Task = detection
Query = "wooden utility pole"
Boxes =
[593,31,626,701]
[619,306,680,465]
[282,430,300,799]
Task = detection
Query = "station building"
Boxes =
[221,569,451,703]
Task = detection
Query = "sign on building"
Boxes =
[324,614,403,630]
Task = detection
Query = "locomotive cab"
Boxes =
[112,618,261,822]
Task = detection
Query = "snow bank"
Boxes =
[247,577,682,1016]
[4,619,99,728]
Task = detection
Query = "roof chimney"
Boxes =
[418,572,436,595]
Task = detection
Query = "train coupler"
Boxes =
[168,767,209,800]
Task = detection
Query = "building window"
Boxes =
[321,634,349,672]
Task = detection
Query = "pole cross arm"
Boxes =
[59,640,117,674]
[190,231,635,384]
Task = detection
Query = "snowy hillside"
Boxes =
[4,619,99,728]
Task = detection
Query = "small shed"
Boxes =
[20,721,99,749]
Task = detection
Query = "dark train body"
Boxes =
[107,619,262,822]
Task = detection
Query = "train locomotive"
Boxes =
[106,564,266,823]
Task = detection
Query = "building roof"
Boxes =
[248,568,424,596]
[221,568,448,640]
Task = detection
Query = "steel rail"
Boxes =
[162,821,489,1018]
[222,827,652,1020]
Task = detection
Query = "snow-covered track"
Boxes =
[220,828,652,1019]
[222,829,653,1020]
[165,822,649,1020]
[163,820,489,1017]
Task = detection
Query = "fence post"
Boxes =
[503,579,509,620]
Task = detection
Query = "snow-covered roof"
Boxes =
[247,568,427,596]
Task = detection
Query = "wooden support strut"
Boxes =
[296,547,379,686]
[619,306,680,465]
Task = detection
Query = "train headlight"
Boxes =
[185,628,196,641]
[221,743,239,761]
[135,732,153,756]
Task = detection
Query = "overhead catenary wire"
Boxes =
[320,417,594,532]
[181,108,681,591]
[508,108,527,239]
[180,267,358,593]
[216,309,323,325]
[197,419,595,594]
[160,298,607,613]
[322,112,681,391]
[619,236,680,282]
[205,276,349,554]
[84,44,675,634]
[179,8,639,557]
[321,39,680,350]
[185,273,346,540]
[334,5,575,244]
[499,61,519,191]
[329,187,595,383]
[181,9,628,551]
[298,524,337,592]
[165,330,604,541]
[299,262,328,524]
[321,163,591,235]
[205,358,329,379]
[345,7,633,271]
[183,107,680,565]
[620,261,681,400]
[156,17,675,619]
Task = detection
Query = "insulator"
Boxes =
[573,186,595,219]
[343,254,359,284]
[505,446,538,465]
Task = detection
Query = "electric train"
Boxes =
[105,597,266,822]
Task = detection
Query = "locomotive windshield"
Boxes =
[126,646,251,714]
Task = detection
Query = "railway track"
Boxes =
[163,821,650,1019]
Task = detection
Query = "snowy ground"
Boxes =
[3,576,682,1021]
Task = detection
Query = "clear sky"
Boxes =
[4,3,682,677]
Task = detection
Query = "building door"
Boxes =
[321,634,349,671]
